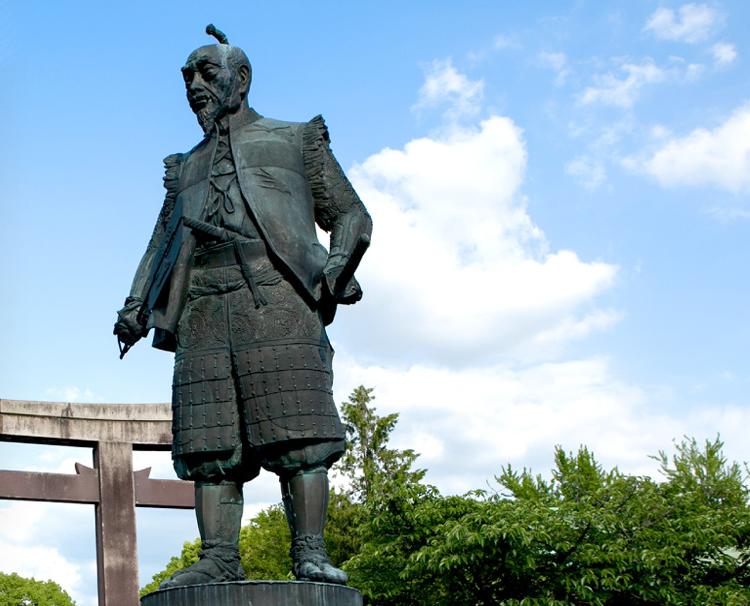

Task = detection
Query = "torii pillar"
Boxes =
[0,399,195,606]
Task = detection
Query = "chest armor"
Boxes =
[175,117,328,302]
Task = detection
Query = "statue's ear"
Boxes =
[238,64,250,90]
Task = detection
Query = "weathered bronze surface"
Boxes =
[114,24,371,591]
[141,580,363,606]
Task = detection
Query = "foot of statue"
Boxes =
[159,540,244,589]
[291,534,348,585]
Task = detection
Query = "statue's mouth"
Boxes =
[190,95,210,110]
[188,89,216,110]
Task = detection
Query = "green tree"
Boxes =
[325,488,366,567]
[0,572,76,606]
[401,437,750,605]
[141,508,294,595]
[239,504,292,579]
[141,384,750,606]
[337,386,426,504]
[329,385,434,578]
[336,386,449,604]
[140,539,200,595]
[345,488,479,605]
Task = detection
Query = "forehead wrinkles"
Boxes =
[183,46,229,71]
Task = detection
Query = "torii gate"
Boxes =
[0,399,195,606]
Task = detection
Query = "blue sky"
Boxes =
[2,2,750,604]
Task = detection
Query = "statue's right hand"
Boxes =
[113,314,143,347]
[113,298,147,347]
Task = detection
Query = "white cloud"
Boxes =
[330,61,739,501]
[666,55,705,81]
[636,102,750,193]
[579,60,666,108]
[0,502,96,606]
[684,62,705,81]
[531,309,622,347]
[413,59,484,122]
[650,124,671,139]
[493,34,520,50]
[467,34,521,65]
[565,155,607,190]
[644,4,721,43]
[327,64,626,499]
[334,355,750,494]
[0,540,91,603]
[343,113,616,366]
[711,41,737,66]
[538,51,570,86]
[132,449,180,480]
[579,56,707,109]
[44,385,96,402]
[707,206,750,221]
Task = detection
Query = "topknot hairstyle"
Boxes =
[190,24,252,95]
[206,23,229,45]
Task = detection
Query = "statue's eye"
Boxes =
[182,69,193,83]
[203,67,217,81]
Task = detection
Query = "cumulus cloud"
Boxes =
[644,3,721,43]
[565,155,607,190]
[325,61,750,505]
[413,59,484,122]
[538,51,570,86]
[579,60,666,108]
[635,102,750,193]
[531,309,621,347]
[333,355,750,494]
[341,113,616,366]
[324,63,638,499]
[0,502,96,606]
[0,541,90,603]
[711,41,737,66]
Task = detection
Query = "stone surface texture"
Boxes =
[0,399,194,606]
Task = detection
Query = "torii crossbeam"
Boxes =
[0,399,195,606]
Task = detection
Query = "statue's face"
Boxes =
[181,45,237,132]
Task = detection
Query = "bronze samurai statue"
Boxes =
[114,25,371,588]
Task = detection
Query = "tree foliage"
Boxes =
[0,572,76,606]
[352,437,750,606]
[140,539,200,595]
[141,508,295,594]
[238,504,292,579]
[337,386,425,504]
[327,385,429,573]
[142,387,750,606]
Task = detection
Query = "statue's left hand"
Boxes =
[323,262,362,305]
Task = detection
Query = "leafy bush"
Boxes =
[0,572,76,606]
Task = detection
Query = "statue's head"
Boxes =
[182,24,252,133]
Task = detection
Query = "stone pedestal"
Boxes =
[141,581,363,606]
